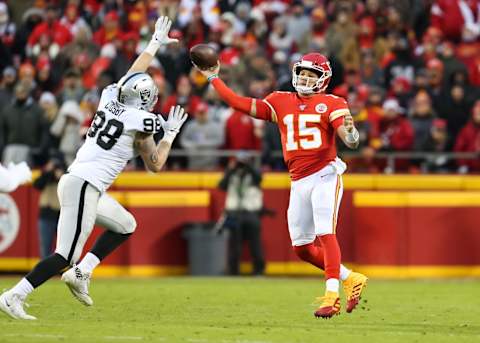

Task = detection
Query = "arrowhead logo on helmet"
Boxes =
[292,53,332,95]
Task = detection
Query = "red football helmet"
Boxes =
[292,53,332,94]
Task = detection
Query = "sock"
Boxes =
[9,278,34,298]
[319,234,341,281]
[293,242,324,269]
[90,231,132,261]
[326,278,340,293]
[24,253,69,289]
[77,252,101,274]
[293,242,351,281]
[340,265,351,281]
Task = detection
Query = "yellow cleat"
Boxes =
[343,271,368,313]
[313,291,340,318]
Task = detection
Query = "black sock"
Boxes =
[90,231,132,261]
[25,253,69,288]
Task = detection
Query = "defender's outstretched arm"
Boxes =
[128,16,178,74]
[134,105,188,172]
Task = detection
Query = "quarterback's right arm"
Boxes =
[0,162,32,193]
[194,63,275,122]
[134,106,188,173]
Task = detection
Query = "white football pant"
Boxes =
[55,174,136,264]
[287,164,343,246]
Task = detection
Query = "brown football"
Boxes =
[189,44,218,70]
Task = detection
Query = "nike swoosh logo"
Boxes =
[5,299,11,307]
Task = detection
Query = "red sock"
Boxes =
[319,234,341,280]
[293,241,325,270]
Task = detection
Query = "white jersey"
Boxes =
[68,84,161,192]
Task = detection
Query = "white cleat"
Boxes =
[0,291,37,320]
[61,266,93,306]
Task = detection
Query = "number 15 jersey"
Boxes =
[256,91,350,181]
[68,84,161,192]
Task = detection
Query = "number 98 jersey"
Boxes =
[68,84,161,192]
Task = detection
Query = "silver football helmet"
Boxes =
[117,72,158,111]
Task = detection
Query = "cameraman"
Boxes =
[33,153,66,258]
[219,152,265,276]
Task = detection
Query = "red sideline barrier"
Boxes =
[1,173,480,278]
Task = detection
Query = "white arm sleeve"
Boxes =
[0,162,32,193]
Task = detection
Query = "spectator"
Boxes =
[219,152,265,276]
[56,25,98,80]
[420,119,452,173]
[93,11,122,46]
[57,68,84,104]
[0,80,49,165]
[12,8,44,62]
[325,6,358,61]
[0,2,15,49]
[262,121,284,170]
[439,41,469,90]
[268,16,296,58]
[454,100,480,173]
[431,0,480,42]
[224,109,262,151]
[38,91,59,125]
[180,102,224,170]
[107,31,139,82]
[285,1,310,47]
[425,58,445,112]
[438,84,473,148]
[410,91,436,151]
[162,75,202,116]
[59,4,88,37]
[0,66,16,105]
[50,100,84,166]
[378,98,414,152]
[27,5,72,56]
[33,154,65,258]
[384,33,422,88]
[359,49,384,87]
[156,30,191,90]
[299,6,328,54]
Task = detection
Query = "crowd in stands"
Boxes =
[0,0,479,174]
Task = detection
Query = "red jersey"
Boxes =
[210,79,350,180]
[256,91,349,180]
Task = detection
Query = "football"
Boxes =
[189,44,218,70]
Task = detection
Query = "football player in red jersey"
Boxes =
[195,53,368,318]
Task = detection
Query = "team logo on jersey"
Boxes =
[299,104,307,111]
[315,103,328,113]
[0,194,20,253]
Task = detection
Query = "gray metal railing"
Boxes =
[167,150,478,173]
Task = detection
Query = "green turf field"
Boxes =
[0,277,479,343]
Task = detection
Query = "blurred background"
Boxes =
[0,0,479,279]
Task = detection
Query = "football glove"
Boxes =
[159,105,188,144]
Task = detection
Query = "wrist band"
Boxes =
[145,40,160,56]
[207,74,218,82]
[345,128,359,144]
[162,131,177,144]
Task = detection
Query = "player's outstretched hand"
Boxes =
[343,114,355,133]
[194,61,221,79]
[152,16,178,46]
[160,105,188,134]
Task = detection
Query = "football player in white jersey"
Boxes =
[0,16,187,320]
